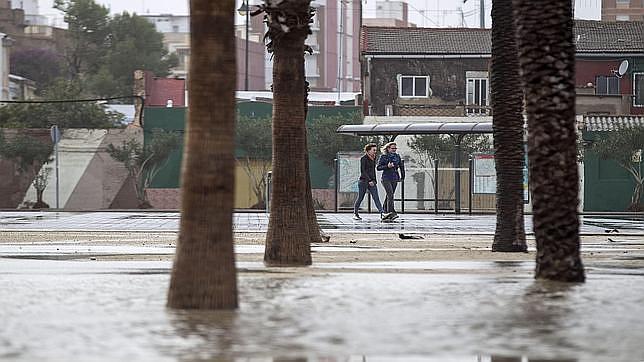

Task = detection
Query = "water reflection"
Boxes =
[165,310,239,361]
[1,259,643,361]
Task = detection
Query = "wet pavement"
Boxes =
[1,257,644,361]
[1,211,644,361]
[1,211,642,235]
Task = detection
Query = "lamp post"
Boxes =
[237,1,250,91]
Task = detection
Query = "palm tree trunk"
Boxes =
[304,82,329,243]
[491,0,527,252]
[513,0,585,282]
[264,0,313,266]
[167,0,238,309]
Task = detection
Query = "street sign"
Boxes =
[50,125,61,144]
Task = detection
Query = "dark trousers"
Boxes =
[354,181,384,214]
[382,179,398,213]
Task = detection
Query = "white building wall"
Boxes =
[0,33,11,101]
[142,15,190,33]
[12,0,38,14]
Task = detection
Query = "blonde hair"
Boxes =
[381,141,397,154]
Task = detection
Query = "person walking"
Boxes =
[377,141,405,220]
[353,143,391,220]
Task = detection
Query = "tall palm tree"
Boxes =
[167,0,239,309]
[262,0,315,265]
[491,0,527,252]
[512,0,585,281]
[304,81,330,243]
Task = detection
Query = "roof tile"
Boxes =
[362,20,644,55]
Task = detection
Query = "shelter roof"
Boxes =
[336,122,493,136]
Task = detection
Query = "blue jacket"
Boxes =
[377,153,405,181]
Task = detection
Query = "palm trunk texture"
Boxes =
[304,84,329,243]
[513,0,585,282]
[167,0,239,309]
[264,0,313,266]
[491,0,527,252]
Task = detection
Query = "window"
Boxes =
[595,76,620,95]
[634,73,644,107]
[616,15,630,21]
[176,48,190,69]
[398,75,429,98]
[466,73,489,115]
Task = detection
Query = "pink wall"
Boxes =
[324,1,339,91]
[236,37,266,91]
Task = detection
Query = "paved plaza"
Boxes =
[0,210,642,235]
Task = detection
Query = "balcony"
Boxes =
[393,104,492,117]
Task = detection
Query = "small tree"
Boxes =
[0,80,124,129]
[107,129,181,208]
[307,113,368,167]
[235,114,272,208]
[10,48,63,91]
[592,126,644,211]
[0,132,53,208]
[32,168,52,209]
[408,134,491,203]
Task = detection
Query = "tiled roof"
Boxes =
[361,26,491,54]
[575,20,644,53]
[362,20,644,55]
[583,115,644,132]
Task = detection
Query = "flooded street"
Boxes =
[2,255,644,361]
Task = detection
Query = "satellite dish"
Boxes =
[618,60,629,77]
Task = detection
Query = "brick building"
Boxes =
[602,0,644,21]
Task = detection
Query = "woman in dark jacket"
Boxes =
[353,143,390,220]
[377,141,404,219]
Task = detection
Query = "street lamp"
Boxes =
[237,1,250,91]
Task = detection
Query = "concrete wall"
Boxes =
[22,128,143,210]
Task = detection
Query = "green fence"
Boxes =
[583,131,638,212]
[144,103,361,189]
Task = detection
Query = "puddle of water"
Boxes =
[1,259,643,361]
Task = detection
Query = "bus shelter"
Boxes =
[335,122,494,214]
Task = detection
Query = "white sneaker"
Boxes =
[352,214,362,220]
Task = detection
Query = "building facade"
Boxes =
[361,20,644,117]
[143,1,361,92]
[360,20,644,212]
[602,0,644,21]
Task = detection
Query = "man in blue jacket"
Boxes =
[377,141,405,219]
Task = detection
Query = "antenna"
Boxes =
[612,60,629,78]
[618,60,629,77]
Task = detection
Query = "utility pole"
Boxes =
[337,0,345,105]
[479,0,485,28]
[237,1,250,91]
[463,0,486,28]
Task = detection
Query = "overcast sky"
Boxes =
[39,0,600,27]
